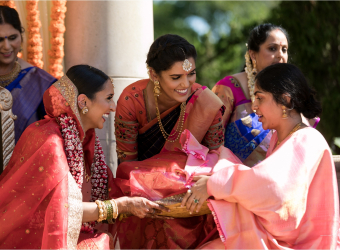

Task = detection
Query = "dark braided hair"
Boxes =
[146,34,197,74]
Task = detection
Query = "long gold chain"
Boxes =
[154,95,186,143]
[276,122,305,147]
[0,61,21,88]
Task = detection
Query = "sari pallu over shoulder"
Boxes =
[206,127,339,249]
[0,77,115,249]
[6,66,57,143]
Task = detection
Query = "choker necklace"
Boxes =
[276,122,306,147]
[0,61,21,88]
[154,95,186,143]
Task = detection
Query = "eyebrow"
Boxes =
[254,90,264,95]
[268,42,288,47]
[169,68,196,76]
[0,34,18,39]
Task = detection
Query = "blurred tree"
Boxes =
[153,1,278,87]
[266,1,340,146]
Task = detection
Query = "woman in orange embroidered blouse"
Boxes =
[113,34,225,249]
[115,34,224,163]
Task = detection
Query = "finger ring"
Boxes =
[194,198,199,203]
[187,189,192,194]
[152,209,155,214]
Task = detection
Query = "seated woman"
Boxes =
[212,23,319,167]
[114,34,224,248]
[0,65,168,249]
[0,6,56,142]
[182,63,339,249]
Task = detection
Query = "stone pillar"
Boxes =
[64,1,153,175]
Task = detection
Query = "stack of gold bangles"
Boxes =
[95,199,119,224]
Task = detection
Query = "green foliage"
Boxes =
[265,1,340,145]
[153,1,340,145]
[153,1,278,88]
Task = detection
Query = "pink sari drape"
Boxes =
[205,127,339,249]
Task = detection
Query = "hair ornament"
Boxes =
[180,48,192,72]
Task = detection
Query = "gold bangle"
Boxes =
[104,200,113,222]
[110,199,119,220]
[95,200,106,222]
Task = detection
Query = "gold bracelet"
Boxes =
[95,200,106,222]
[110,199,119,219]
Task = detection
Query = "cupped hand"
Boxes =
[180,175,210,214]
[115,196,172,219]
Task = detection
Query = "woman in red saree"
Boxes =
[0,65,167,249]
[114,34,225,248]
[182,63,339,249]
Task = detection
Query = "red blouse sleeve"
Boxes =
[201,107,225,150]
[115,91,139,162]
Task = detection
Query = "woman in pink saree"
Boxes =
[182,63,339,249]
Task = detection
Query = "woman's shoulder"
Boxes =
[295,126,328,146]
[119,79,148,101]
[18,59,56,82]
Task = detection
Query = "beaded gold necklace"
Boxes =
[0,61,21,88]
[154,95,186,143]
[276,122,305,147]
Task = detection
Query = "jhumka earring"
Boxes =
[82,106,89,114]
[153,80,161,97]
[252,60,257,75]
[282,106,288,118]
[180,48,192,72]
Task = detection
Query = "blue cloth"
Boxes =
[224,112,270,161]
[5,67,57,143]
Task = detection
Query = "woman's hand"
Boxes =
[181,175,210,214]
[115,196,172,219]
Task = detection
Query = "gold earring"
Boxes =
[82,107,89,114]
[154,80,161,97]
[252,60,257,75]
[19,47,23,52]
[282,106,287,118]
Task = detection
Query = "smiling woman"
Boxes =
[0,6,57,142]
[113,34,225,249]
[0,65,170,249]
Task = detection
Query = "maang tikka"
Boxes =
[180,48,192,72]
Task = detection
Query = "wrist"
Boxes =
[115,197,129,214]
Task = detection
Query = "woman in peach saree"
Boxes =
[182,63,339,249]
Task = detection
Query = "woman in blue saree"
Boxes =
[0,6,56,142]
[212,23,319,166]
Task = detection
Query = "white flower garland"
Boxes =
[244,51,256,102]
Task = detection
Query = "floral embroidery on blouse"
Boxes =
[115,117,139,144]
[202,113,224,150]
[230,77,240,88]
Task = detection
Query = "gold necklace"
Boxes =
[0,61,21,88]
[276,122,305,147]
[154,95,186,143]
